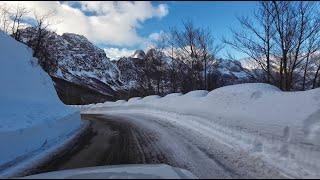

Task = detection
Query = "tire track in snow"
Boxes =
[104,114,238,178]
[26,113,285,179]
[105,112,287,179]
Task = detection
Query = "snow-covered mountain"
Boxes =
[17,29,255,104]
[116,56,144,89]
[117,50,254,89]
[131,50,146,59]
[19,27,123,104]
[211,58,255,86]
[116,49,189,91]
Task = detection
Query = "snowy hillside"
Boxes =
[80,83,320,178]
[0,31,83,176]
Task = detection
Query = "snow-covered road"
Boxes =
[24,113,285,179]
[84,112,286,179]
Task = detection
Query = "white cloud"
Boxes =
[148,31,162,41]
[0,1,169,47]
[139,30,167,50]
[104,47,135,60]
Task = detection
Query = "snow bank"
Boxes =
[164,93,182,98]
[82,83,320,178]
[141,95,161,101]
[0,32,82,173]
[128,97,142,103]
[183,90,208,97]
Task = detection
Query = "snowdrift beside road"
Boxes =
[0,32,83,176]
[81,83,320,178]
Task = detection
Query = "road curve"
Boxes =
[24,114,285,179]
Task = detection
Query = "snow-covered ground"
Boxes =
[0,32,83,177]
[80,83,320,178]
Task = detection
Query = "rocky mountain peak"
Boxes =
[131,50,146,59]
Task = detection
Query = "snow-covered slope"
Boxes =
[81,83,320,178]
[0,31,82,175]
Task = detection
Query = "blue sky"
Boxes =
[2,1,259,60]
[112,1,258,59]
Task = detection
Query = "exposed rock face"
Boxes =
[116,56,144,89]
[19,27,123,104]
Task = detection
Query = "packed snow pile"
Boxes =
[81,83,320,178]
[0,32,83,175]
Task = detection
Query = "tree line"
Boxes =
[224,1,320,90]
[0,5,55,73]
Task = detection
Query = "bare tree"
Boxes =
[197,28,223,90]
[0,6,11,34]
[32,11,54,58]
[271,1,320,90]
[171,20,221,90]
[302,33,320,90]
[224,1,276,85]
[9,5,29,40]
[171,20,202,90]
[153,34,168,94]
[226,1,320,91]
[162,30,182,93]
[312,56,320,89]
[0,5,29,39]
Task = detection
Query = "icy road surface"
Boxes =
[26,113,286,179]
